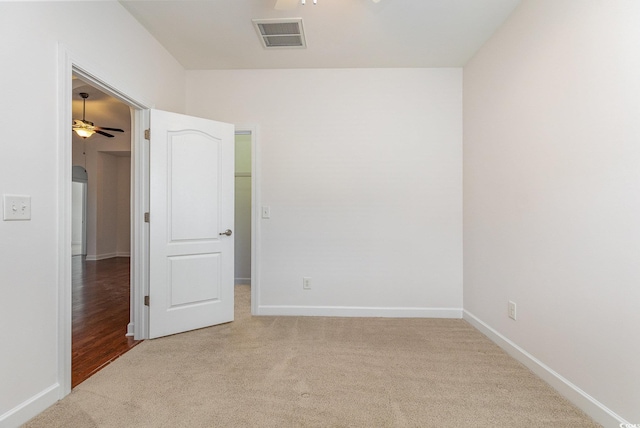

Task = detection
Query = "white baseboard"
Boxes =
[85,252,129,261]
[126,322,135,337]
[235,278,251,286]
[257,305,462,318]
[0,383,60,428]
[463,310,628,428]
[85,252,117,261]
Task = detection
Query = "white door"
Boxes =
[149,109,234,339]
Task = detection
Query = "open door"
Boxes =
[148,109,234,339]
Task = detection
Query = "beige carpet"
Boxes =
[25,285,599,427]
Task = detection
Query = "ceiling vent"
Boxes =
[252,18,306,49]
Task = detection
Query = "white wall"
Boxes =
[117,156,131,257]
[94,153,131,259]
[187,69,462,316]
[97,152,118,257]
[72,136,131,260]
[0,2,185,426]
[463,0,640,425]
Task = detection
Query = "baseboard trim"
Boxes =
[463,310,628,427]
[235,278,251,286]
[85,253,129,261]
[126,322,135,337]
[0,383,60,428]
[257,305,462,318]
[85,252,117,261]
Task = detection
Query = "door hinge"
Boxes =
[144,295,150,306]
[144,212,150,223]
[144,129,150,140]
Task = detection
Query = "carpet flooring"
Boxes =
[24,285,599,427]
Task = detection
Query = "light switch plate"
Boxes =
[262,206,271,219]
[3,195,31,221]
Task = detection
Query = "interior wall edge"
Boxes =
[462,310,628,427]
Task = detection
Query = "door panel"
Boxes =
[170,132,220,240]
[149,109,234,339]
[168,253,220,307]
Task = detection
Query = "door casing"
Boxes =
[58,46,150,397]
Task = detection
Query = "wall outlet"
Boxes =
[508,301,517,320]
[261,206,271,219]
[303,277,311,290]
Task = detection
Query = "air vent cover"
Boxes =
[252,18,306,49]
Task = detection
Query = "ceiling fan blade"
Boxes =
[274,0,298,10]
[95,130,115,138]
[96,126,124,132]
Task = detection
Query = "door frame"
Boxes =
[57,46,150,397]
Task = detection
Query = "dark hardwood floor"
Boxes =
[72,256,141,388]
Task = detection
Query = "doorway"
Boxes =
[235,131,252,287]
[59,54,150,395]
[234,128,259,316]
[70,78,139,387]
[234,130,253,319]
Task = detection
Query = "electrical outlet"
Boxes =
[508,301,517,320]
[261,206,271,219]
[303,277,311,290]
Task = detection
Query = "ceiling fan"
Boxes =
[274,0,381,9]
[72,92,124,139]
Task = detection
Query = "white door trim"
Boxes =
[235,126,261,315]
[57,44,151,398]
[132,108,150,340]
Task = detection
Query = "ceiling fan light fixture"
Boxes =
[74,128,95,139]
[72,92,124,139]
[73,118,96,139]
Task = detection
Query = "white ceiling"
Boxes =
[74,0,521,135]
[119,0,522,70]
